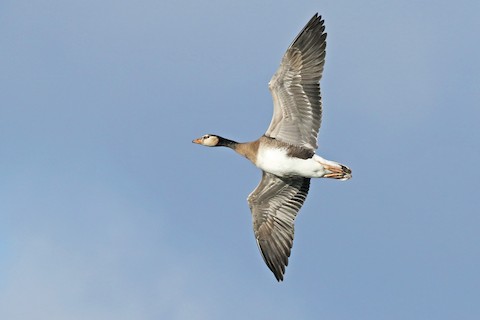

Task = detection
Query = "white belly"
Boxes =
[255,147,327,178]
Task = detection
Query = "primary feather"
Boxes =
[266,13,326,151]
[192,13,351,281]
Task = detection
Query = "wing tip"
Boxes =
[275,271,285,282]
[256,238,289,282]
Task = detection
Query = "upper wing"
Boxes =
[247,171,310,281]
[266,13,327,150]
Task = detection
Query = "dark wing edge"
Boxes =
[266,13,327,150]
[247,172,311,281]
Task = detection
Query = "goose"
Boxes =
[193,13,351,281]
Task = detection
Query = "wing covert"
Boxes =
[266,13,327,150]
[247,172,310,281]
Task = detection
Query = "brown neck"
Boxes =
[233,140,260,163]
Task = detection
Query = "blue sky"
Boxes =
[1,0,479,319]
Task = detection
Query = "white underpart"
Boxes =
[256,146,340,178]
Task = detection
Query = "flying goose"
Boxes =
[193,13,351,281]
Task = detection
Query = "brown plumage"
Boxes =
[193,14,351,281]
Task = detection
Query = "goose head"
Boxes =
[192,134,220,147]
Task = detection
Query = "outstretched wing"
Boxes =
[247,172,310,281]
[266,13,327,151]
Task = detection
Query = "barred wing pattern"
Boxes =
[266,14,327,150]
[248,172,310,281]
